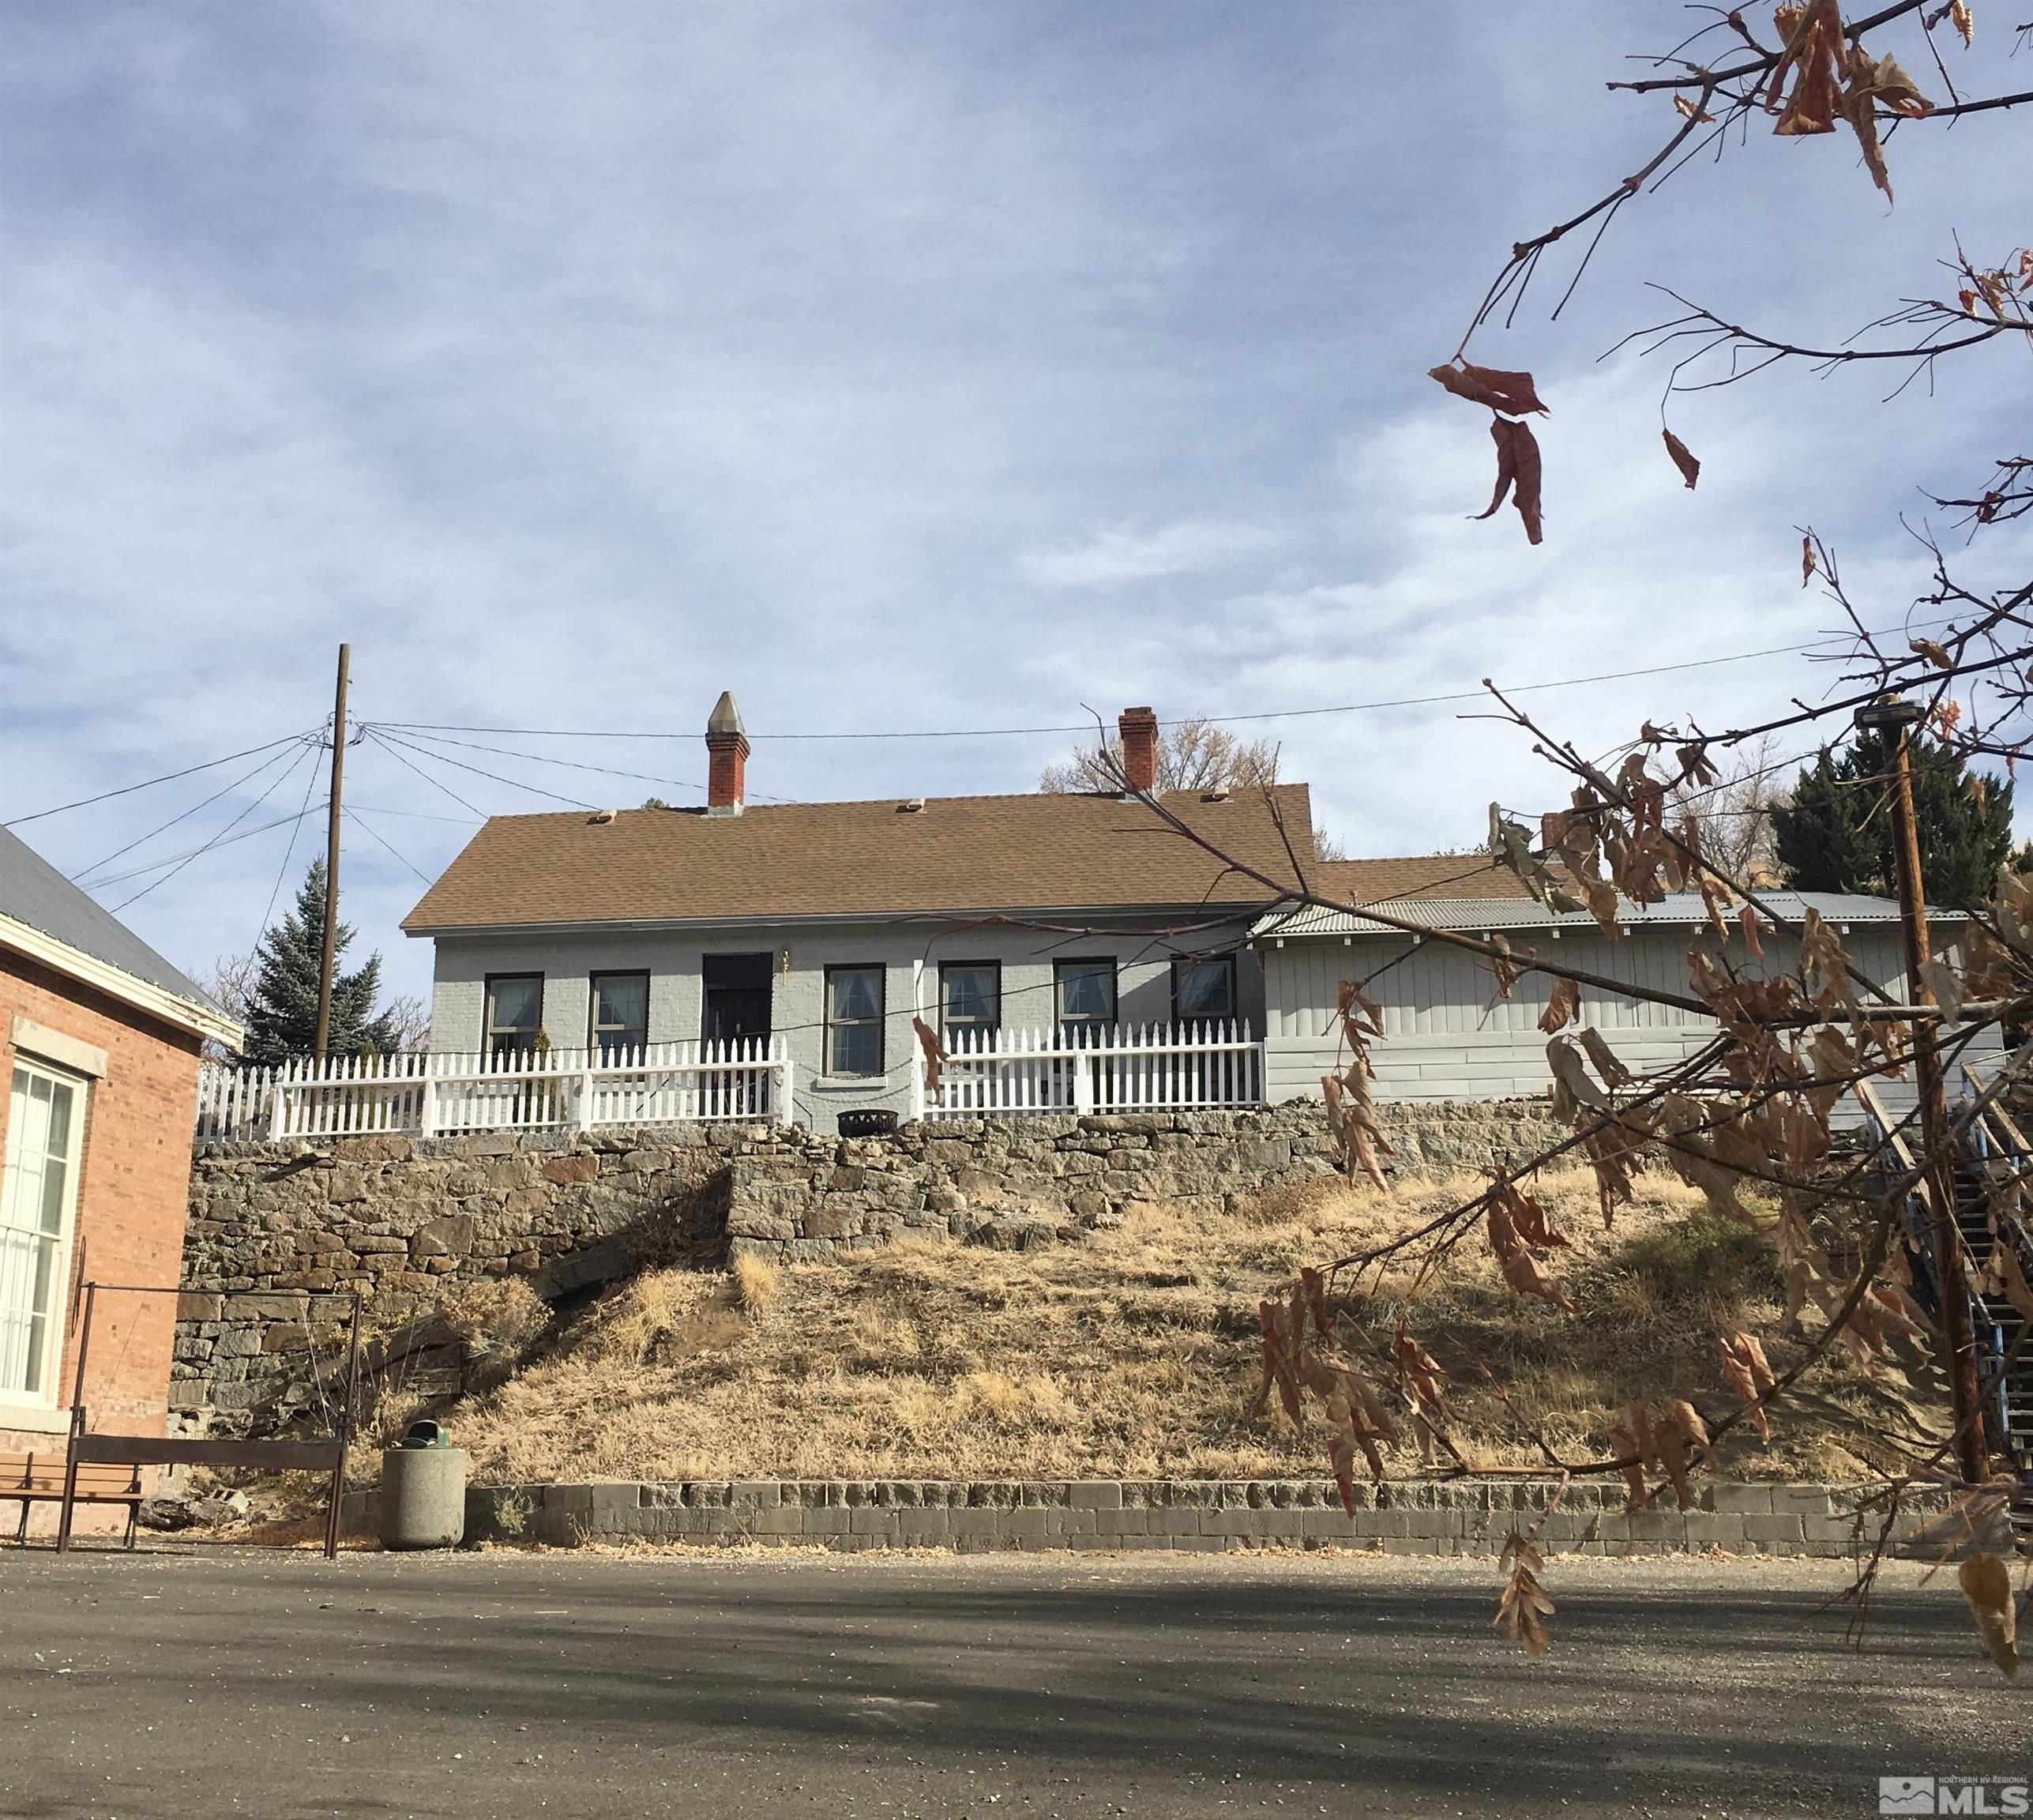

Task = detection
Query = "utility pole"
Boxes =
[313,643,350,1062]
[1855,697,1990,1483]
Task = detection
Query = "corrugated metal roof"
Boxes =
[0,822,221,1011]
[1251,889,1903,939]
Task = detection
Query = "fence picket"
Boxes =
[194,1019,1262,1141]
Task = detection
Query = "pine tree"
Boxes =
[1772,730,2014,911]
[241,861,403,1066]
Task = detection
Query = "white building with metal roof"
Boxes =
[1249,887,1913,1104]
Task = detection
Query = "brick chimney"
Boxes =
[1118,706,1159,795]
[705,691,749,815]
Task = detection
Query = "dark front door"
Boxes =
[701,953,773,1115]
[702,953,772,1045]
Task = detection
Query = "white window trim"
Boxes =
[2,1055,87,1414]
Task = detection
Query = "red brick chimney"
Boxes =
[1118,706,1159,795]
[705,691,749,814]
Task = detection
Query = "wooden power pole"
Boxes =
[1855,697,1990,1483]
[312,643,350,1062]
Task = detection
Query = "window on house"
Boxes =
[825,966,885,1077]
[1171,956,1236,1025]
[588,972,649,1059]
[1,1062,84,1401]
[484,974,543,1059]
[1054,959,1117,1035]
[939,963,1001,1043]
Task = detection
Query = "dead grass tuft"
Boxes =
[731,1252,780,1314]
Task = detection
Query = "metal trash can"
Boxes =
[380,1420,467,1551]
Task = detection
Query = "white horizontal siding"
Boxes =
[1264,921,1913,1104]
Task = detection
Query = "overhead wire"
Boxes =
[3,730,321,828]
[368,724,798,806]
[363,615,1972,746]
[68,735,322,889]
[257,727,333,942]
[367,728,596,810]
[342,804,438,887]
[106,783,330,912]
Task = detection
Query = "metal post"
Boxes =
[324,1293,364,1561]
[55,1284,97,1552]
[313,644,351,1062]
[1857,698,1990,1483]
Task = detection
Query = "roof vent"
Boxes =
[896,797,926,814]
[587,809,617,825]
[1200,788,1230,803]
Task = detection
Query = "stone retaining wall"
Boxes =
[178,1100,1565,1427]
[336,1476,1974,1559]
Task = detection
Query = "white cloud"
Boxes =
[1021,519,1282,588]
[0,2,2025,1000]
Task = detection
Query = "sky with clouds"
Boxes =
[2,2,2027,1008]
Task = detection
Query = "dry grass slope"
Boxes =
[438,1171,1946,1487]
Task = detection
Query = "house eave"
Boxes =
[404,901,1278,942]
[0,911,245,1051]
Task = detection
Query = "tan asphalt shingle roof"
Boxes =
[402,785,1317,932]
[1307,855,1535,905]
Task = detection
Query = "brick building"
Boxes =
[2,823,240,1454]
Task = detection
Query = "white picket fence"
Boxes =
[918,1022,1262,1119]
[194,1040,793,1141]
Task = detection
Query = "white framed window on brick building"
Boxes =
[1,1059,85,1404]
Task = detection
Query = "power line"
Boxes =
[368,728,596,810]
[104,785,330,912]
[257,734,333,944]
[69,735,321,888]
[359,619,1965,746]
[359,729,489,818]
[347,803,485,825]
[342,804,437,886]
[2,731,319,828]
[374,724,801,806]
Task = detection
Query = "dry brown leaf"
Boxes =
[1767,0,1846,133]
[1949,0,1974,47]
[1673,93,1717,122]
[1956,1552,2020,1679]
[1494,1531,1554,1656]
[1472,417,1545,545]
[1717,1329,1776,1442]
[1802,535,1817,588]
[1538,976,1580,1035]
[1608,1403,1653,1511]
[1650,1398,1711,1510]
[1739,904,1766,958]
[1663,427,1700,490]
[1429,361,1549,416]
[910,1016,947,1094]
[1840,47,1933,201]
[1579,1026,1636,1091]
[1487,1198,1579,1313]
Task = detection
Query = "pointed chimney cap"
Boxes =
[707,691,746,739]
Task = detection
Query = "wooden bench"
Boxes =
[2,1449,144,1548]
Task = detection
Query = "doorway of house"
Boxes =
[701,953,773,1115]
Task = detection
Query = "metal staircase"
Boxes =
[1856,1072,2033,1542]
[1952,1077,2033,1502]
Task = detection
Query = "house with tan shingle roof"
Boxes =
[400,695,1910,1129]
[404,698,1324,1131]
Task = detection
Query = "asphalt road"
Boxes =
[0,1546,2024,1819]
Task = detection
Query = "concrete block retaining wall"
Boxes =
[178,1101,1564,1428]
[337,1477,1967,1559]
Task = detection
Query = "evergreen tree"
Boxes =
[241,861,403,1065]
[1772,730,2013,911]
